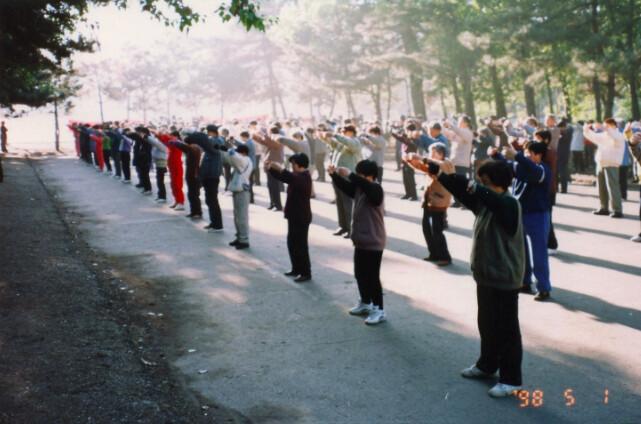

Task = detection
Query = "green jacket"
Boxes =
[330,135,362,171]
[101,135,112,151]
[438,173,525,290]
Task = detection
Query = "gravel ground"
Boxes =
[0,155,247,424]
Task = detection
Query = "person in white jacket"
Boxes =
[225,144,254,250]
[583,119,626,218]
[443,115,474,207]
[145,132,169,203]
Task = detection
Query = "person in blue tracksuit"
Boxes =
[492,139,552,301]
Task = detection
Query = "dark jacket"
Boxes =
[439,173,525,290]
[495,151,551,214]
[131,133,151,168]
[331,172,386,251]
[106,130,122,154]
[191,133,225,180]
[170,139,202,181]
[269,169,312,224]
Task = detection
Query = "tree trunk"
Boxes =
[626,0,640,120]
[490,64,507,118]
[404,77,413,115]
[559,73,573,122]
[545,70,555,114]
[592,75,602,121]
[523,81,537,117]
[370,84,383,123]
[345,90,356,118]
[439,87,448,118]
[399,27,426,118]
[460,68,477,129]
[54,99,60,152]
[385,69,393,122]
[603,70,616,118]
[278,92,287,120]
[450,74,462,114]
[328,89,336,118]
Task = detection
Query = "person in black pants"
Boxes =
[133,128,152,193]
[437,158,525,398]
[192,127,225,231]
[266,153,313,282]
[330,160,387,325]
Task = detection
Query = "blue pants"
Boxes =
[523,211,552,292]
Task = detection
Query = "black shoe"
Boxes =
[204,224,214,230]
[330,199,336,204]
[409,196,418,201]
[235,242,250,250]
[534,291,551,301]
[229,240,240,246]
[401,195,410,200]
[520,285,537,295]
[284,270,299,277]
[274,207,283,211]
[135,183,143,188]
[294,275,311,283]
[333,228,347,236]
[423,256,436,262]
[610,212,623,218]
[592,209,610,216]
[191,214,202,220]
[343,232,351,239]
[267,205,275,210]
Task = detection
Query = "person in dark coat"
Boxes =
[265,153,313,282]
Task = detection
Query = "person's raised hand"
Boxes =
[337,167,350,178]
[439,160,455,175]
[327,165,337,175]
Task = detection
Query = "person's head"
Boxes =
[545,114,557,128]
[476,160,513,193]
[220,128,230,138]
[289,153,309,172]
[1,121,5,126]
[355,159,378,182]
[534,129,552,144]
[136,126,150,136]
[526,117,539,128]
[170,130,181,140]
[206,124,219,136]
[239,131,250,142]
[429,122,442,138]
[269,126,281,135]
[342,125,356,137]
[236,144,249,156]
[525,141,547,164]
[604,117,618,129]
[428,142,447,161]
[292,131,304,141]
[458,115,471,128]
[368,126,382,136]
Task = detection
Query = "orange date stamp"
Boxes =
[517,389,610,408]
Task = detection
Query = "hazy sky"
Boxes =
[9,1,264,149]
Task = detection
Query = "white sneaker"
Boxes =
[122,180,131,184]
[461,365,495,379]
[631,234,641,243]
[364,306,386,325]
[349,301,373,316]
[488,383,522,398]
[547,249,558,256]
[207,227,223,233]
[142,190,152,196]
[174,204,185,211]
[155,198,167,203]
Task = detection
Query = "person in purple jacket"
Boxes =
[265,153,313,283]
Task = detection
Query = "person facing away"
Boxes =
[192,125,225,232]
[360,126,386,183]
[329,159,387,326]
[436,158,525,398]
[1,121,8,153]
[490,140,553,302]
[223,144,253,250]
[266,153,313,283]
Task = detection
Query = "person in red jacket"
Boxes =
[160,130,185,211]
[90,125,105,171]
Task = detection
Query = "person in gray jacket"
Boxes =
[329,160,387,326]
[144,131,168,203]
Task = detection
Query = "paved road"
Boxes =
[39,155,641,423]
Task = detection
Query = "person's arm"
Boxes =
[583,127,611,147]
[513,151,545,183]
[268,167,294,184]
[169,140,189,153]
[277,136,303,153]
[349,173,384,206]
[406,157,430,173]
[252,133,280,150]
[437,173,480,213]
[330,172,356,198]
[147,135,167,152]
[365,135,385,150]
[334,134,362,153]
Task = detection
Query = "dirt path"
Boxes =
[0,155,246,423]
